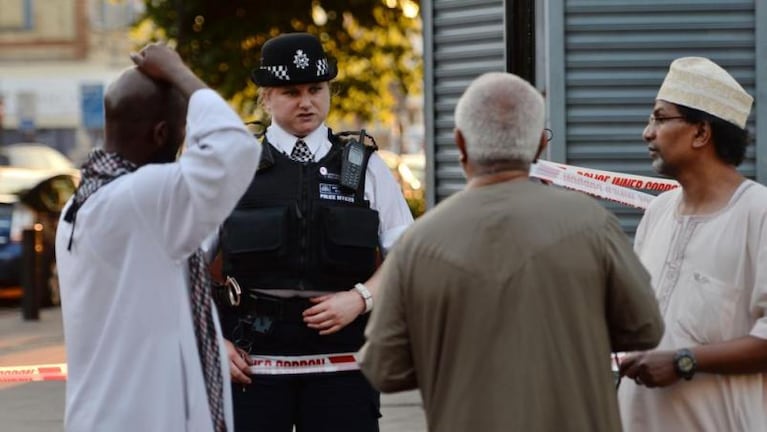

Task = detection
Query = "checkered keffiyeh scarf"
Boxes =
[63,148,138,238]
[63,149,227,431]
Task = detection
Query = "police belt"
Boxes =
[241,292,311,323]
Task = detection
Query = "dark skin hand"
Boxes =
[129,43,207,97]
[620,336,767,388]
[619,350,677,388]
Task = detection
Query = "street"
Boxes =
[0,308,427,431]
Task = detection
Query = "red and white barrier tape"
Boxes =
[0,353,359,383]
[0,352,625,381]
[530,160,680,209]
[248,352,359,375]
[0,363,67,383]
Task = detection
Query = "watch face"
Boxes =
[678,356,694,372]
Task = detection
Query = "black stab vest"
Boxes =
[221,131,379,294]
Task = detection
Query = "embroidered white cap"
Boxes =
[656,57,753,129]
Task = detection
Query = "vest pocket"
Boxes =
[319,206,379,273]
[222,207,290,277]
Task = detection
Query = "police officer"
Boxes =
[217,33,413,431]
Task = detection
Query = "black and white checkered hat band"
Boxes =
[316,59,329,77]
[262,65,290,81]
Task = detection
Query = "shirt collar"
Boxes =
[266,122,329,159]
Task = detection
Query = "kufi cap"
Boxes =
[251,33,338,87]
[657,57,753,129]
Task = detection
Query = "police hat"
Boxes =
[251,33,338,87]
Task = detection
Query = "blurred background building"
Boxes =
[0,0,143,164]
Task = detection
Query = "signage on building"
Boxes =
[80,83,105,129]
[16,92,36,133]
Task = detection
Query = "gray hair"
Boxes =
[454,72,545,165]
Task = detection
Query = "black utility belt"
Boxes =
[240,293,312,323]
[213,277,312,321]
[228,294,313,347]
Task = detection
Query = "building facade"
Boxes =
[0,0,140,161]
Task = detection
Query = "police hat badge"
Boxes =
[251,33,338,87]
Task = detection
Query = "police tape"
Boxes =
[0,354,626,381]
[0,353,360,383]
[530,160,680,210]
[0,363,67,383]
[248,352,359,375]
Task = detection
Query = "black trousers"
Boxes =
[227,310,380,432]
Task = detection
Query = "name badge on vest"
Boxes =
[318,166,340,181]
[319,183,355,203]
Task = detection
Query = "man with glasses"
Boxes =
[618,57,767,431]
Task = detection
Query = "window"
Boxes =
[0,0,33,31]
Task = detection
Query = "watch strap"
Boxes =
[353,283,373,313]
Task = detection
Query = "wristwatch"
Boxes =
[353,283,373,313]
[673,348,697,380]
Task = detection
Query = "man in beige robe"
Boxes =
[359,72,663,432]
[617,57,767,432]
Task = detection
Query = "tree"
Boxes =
[132,0,422,129]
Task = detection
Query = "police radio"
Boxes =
[340,129,370,191]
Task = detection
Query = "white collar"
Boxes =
[266,122,329,159]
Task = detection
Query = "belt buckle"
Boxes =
[225,276,242,307]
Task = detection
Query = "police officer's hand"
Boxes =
[619,350,679,388]
[304,291,366,335]
[224,338,252,384]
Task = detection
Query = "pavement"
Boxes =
[0,307,427,432]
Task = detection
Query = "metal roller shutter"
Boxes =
[424,0,506,206]
[561,0,758,236]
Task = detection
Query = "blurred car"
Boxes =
[0,143,79,305]
[378,150,426,217]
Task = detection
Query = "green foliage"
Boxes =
[134,1,422,125]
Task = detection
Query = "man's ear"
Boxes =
[691,121,712,149]
[454,128,467,163]
[153,121,168,149]
[454,128,472,179]
[533,130,548,163]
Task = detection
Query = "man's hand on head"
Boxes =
[130,43,185,80]
[130,43,207,97]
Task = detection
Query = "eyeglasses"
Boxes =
[544,128,553,143]
[647,115,685,127]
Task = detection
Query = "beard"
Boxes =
[651,155,678,179]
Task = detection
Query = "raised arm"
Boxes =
[127,44,261,259]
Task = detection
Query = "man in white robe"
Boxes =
[56,44,260,431]
[618,57,767,431]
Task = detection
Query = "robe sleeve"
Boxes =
[358,242,418,392]
[748,207,767,340]
[128,89,260,260]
